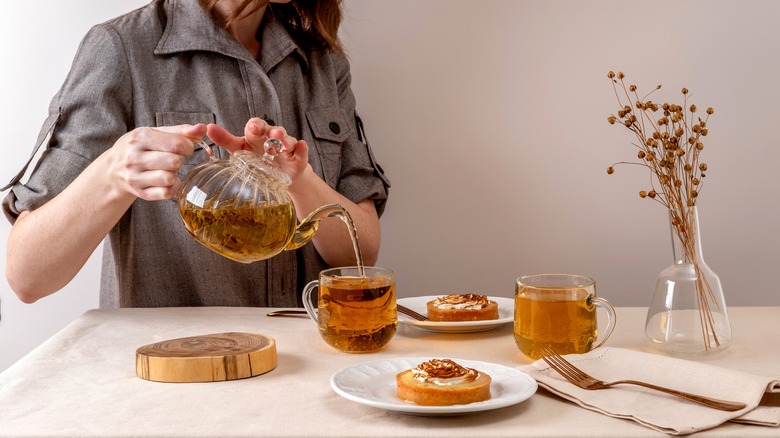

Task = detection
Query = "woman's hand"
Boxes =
[106,124,206,200]
[206,118,311,182]
[108,123,206,201]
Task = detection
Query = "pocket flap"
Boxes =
[306,108,352,143]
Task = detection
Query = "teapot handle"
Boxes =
[196,140,213,157]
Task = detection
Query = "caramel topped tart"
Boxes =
[396,358,492,405]
[431,294,490,310]
[412,359,479,386]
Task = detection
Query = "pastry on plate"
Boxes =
[396,358,492,406]
[426,294,499,321]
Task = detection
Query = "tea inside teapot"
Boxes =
[179,199,296,263]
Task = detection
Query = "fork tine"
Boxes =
[540,349,573,377]
[542,358,581,386]
[559,355,592,381]
[540,348,591,385]
[545,348,590,379]
[540,348,581,385]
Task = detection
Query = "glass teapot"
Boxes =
[177,138,351,263]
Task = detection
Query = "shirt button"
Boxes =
[329,122,341,135]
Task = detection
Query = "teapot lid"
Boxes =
[233,138,292,187]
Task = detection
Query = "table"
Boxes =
[1,306,778,437]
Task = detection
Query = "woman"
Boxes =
[3,0,390,308]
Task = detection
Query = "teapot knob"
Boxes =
[263,138,285,161]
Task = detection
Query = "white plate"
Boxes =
[330,357,537,416]
[397,296,514,333]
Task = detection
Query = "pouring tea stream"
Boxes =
[178,138,364,276]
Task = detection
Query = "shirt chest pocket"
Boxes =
[305,108,353,188]
[155,112,216,176]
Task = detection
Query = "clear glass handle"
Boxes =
[196,139,213,157]
[301,280,320,324]
[593,297,617,349]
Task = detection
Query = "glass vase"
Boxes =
[645,206,731,354]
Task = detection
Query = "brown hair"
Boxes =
[199,0,344,55]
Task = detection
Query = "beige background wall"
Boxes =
[2,0,778,371]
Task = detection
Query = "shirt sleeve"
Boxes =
[2,24,133,223]
[332,55,391,216]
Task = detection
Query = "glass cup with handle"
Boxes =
[514,273,616,360]
[302,266,397,353]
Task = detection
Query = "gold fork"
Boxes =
[540,348,747,412]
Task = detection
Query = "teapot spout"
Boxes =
[286,204,348,250]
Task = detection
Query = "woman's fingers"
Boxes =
[207,119,301,155]
[205,123,248,153]
[126,169,181,199]
[113,124,206,200]
[203,120,309,182]
[151,123,207,152]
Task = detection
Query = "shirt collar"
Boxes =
[156,0,308,72]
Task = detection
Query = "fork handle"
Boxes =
[397,304,428,321]
[609,380,747,411]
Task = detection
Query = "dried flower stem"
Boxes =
[672,208,720,349]
[606,71,721,349]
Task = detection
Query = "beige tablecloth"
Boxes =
[1,306,779,437]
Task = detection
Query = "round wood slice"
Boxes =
[135,332,277,383]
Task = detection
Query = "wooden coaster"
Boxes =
[135,332,277,383]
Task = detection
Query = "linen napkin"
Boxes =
[520,347,780,435]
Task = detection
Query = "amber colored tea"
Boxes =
[513,289,598,360]
[179,200,295,263]
[317,275,397,353]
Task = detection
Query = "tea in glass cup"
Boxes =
[302,267,396,353]
[513,274,616,360]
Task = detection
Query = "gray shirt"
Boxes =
[2,0,390,308]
